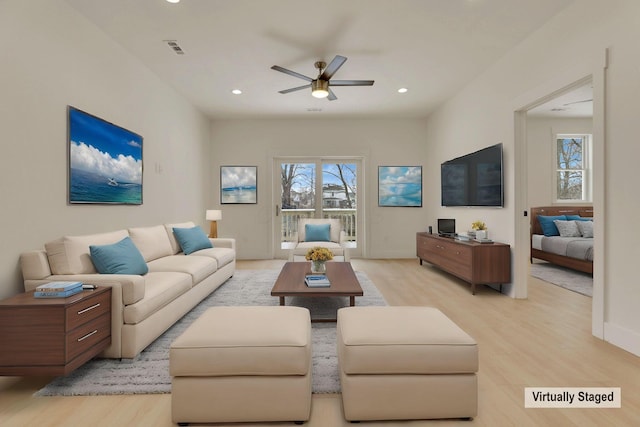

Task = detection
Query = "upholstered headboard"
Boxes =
[530,206,594,235]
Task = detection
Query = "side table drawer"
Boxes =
[66,313,111,362]
[66,290,111,330]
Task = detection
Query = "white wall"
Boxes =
[425,0,640,355]
[210,119,429,259]
[0,0,211,299]
[527,117,593,206]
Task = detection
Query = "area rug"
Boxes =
[34,269,387,397]
[530,262,593,297]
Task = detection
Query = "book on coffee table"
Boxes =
[305,274,331,288]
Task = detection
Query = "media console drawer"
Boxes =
[416,232,511,294]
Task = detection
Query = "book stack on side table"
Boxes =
[304,274,331,288]
[34,281,82,298]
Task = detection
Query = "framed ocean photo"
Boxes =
[68,106,143,205]
[220,166,257,204]
[378,166,422,207]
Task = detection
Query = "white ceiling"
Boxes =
[65,0,574,119]
[527,83,593,119]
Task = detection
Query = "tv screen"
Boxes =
[441,143,503,207]
[438,218,456,235]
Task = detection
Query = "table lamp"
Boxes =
[206,210,222,238]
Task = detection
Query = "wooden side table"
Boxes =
[0,286,111,376]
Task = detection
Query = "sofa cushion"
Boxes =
[305,224,331,242]
[147,255,218,284]
[294,241,343,250]
[128,225,174,262]
[190,247,236,268]
[123,272,192,324]
[90,237,149,275]
[164,222,196,254]
[45,230,129,275]
[173,226,212,255]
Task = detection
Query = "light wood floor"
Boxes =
[1,259,639,427]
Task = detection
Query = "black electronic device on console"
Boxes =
[437,218,456,237]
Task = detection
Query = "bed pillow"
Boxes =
[537,215,567,236]
[89,236,149,275]
[553,220,581,237]
[577,220,594,238]
[566,215,593,221]
[172,226,213,255]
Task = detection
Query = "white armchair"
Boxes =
[288,218,350,262]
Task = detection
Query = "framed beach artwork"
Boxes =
[68,106,143,205]
[378,166,422,207]
[220,166,257,204]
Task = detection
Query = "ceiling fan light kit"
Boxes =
[311,80,329,98]
[272,55,374,101]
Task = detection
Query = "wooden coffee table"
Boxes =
[271,262,363,322]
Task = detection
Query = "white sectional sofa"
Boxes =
[19,221,235,359]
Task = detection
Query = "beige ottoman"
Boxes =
[337,306,478,421]
[170,306,312,425]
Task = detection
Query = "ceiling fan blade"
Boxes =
[278,84,311,94]
[271,65,313,82]
[330,80,375,86]
[327,88,338,101]
[563,99,593,106]
[320,55,347,80]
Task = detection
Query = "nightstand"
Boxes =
[0,286,111,376]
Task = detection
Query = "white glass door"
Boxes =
[273,158,361,259]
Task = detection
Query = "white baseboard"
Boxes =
[604,322,640,357]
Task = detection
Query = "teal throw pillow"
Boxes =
[90,236,149,275]
[566,215,593,221]
[305,223,331,242]
[173,226,212,255]
[537,215,567,236]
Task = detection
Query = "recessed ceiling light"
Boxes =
[231,89,242,95]
[398,87,408,93]
[166,0,180,4]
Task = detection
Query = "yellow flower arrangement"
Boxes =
[471,221,486,231]
[305,246,334,262]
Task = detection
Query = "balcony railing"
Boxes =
[281,209,356,242]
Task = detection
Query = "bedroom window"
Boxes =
[554,134,592,202]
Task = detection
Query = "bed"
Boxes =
[530,206,594,274]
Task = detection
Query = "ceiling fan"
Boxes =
[271,55,374,101]
[563,99,593,106]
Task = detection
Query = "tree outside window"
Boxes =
[555,134,591,201]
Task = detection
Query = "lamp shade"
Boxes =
[206,210,222,221]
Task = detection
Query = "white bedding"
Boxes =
[532,234,543,250]
[533,234,594,262]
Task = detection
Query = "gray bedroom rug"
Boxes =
[34,269,387,397]
[530,262,593,297]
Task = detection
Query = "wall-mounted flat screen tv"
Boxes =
[441,143,503,207]
[68,106,143,205]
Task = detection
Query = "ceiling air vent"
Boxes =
[164,40,185,55]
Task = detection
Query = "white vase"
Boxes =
[475,230,487,240]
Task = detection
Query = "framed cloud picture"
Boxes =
[68,106,143,205]
[378,166,422,207]
[220,166,257,204]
